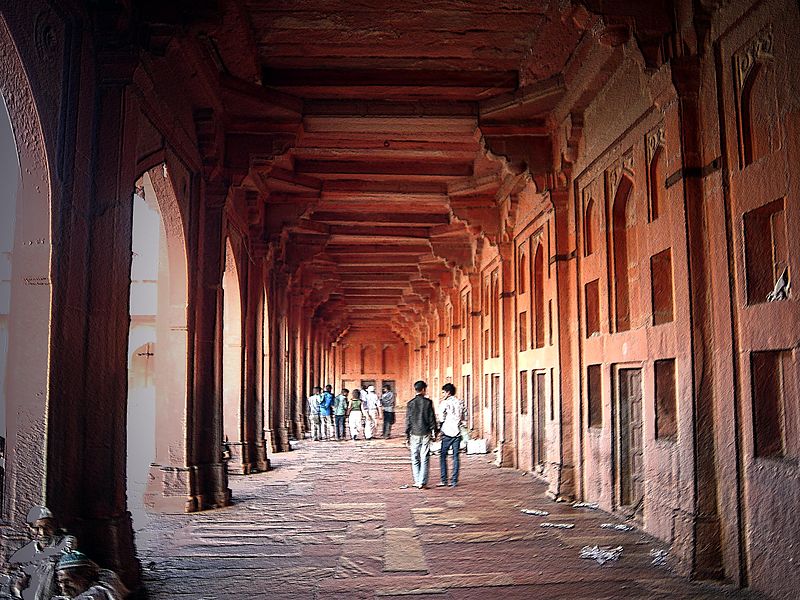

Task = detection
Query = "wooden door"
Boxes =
[618,368,644,509]
[534,371,546,466]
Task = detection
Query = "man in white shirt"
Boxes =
[362,385,380,440]
[436,383,466,488]
[307,387,322,441]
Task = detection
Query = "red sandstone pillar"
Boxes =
[468,274,484,438]
[303,309,313,412]
[240,253,269,473]
[61,77,141,587]
[265,272,288,451]
[550,188,577,500]
[290,297,305,439]
[672,56,725,581]
[183,180,231,510]
[272,276,291,450]
[499,242,518,467]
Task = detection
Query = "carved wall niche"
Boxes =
[733,26,778,167]
[582,186,598,257]
[605,148,635,204]
[645,125,666,222]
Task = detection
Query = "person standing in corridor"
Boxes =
[437,383,466,487]
[347,389,364,441]
[404,380,438,489]
[319,385,335,441]
[333,387,349,440]
[380,384,396,439]
[363,385,380,440]
[307,386,322,442]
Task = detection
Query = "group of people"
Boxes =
[1,506,129,599]
[307,379,467,490]
[405,381,466,489]
[307,384,396,441]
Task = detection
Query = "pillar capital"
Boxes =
[203,178,231,209]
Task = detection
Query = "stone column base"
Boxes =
[293,418,305,440]
[273,425,290,452]
[501,440,516,468]
[145,462,231,513]
[252,439,270,472]
[75,512,141,592]
[228,440,271,474]
[665,509,724,581]
[545,462,575,502]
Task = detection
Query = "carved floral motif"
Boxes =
[646,126,666,165]
[733,27,774,92]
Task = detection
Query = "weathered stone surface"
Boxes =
[137,439,757,599]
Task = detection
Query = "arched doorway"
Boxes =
[0,15,52,527]
[222,237,244,471]
[127,176,159,530]
[0,85,17,515]
[128,164,190,518]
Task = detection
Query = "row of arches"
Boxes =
[0,16,301,586]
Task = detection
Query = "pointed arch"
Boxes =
[612,176,634,332]
[648,147,664,221]
[584,198,596,256]
[0,15,52,524]
[533,242,545,348]
[222,237,244,460]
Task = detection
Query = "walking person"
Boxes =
[380,384,396,438]
[437,383,466,488]
[347,389,364,441]
[319,385,335,440]
[334,387,349,440]
[307,386,322,441]
[363,385,380,440]
[404,380,438,489]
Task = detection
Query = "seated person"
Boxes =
[7,506,76,599]
[51,552,128,600]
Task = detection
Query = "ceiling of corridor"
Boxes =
[140,0,673,341]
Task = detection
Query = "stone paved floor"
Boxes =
[137,438,759,599]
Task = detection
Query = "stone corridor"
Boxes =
[137,441,758,599]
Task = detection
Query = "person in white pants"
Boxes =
[347,389,364,440]
[362,385,380,440]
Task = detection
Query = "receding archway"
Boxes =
[0,85,17,516]
[127,164,190,518]
[0,15,52,527]
[222,236,245,471]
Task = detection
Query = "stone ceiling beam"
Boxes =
[295,159,473,178]
[326,225,430,239]
[311,211,449,226]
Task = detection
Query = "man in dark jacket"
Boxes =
[404,380,438,488]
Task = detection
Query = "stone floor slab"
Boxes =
[137,438,762,599]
